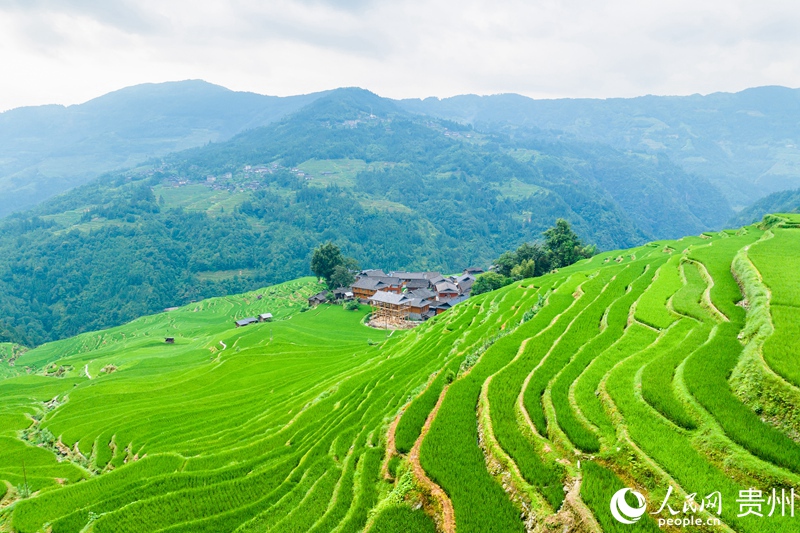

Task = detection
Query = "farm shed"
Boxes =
[165,337,175,344]
[258,313,273,322]
[235,317,258,327]
[308,291,329,306]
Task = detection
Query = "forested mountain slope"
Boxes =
[400,86,800,208]
[0,89,730,346]
[0,80,324,217]
[1,214,798,533]
[729,189,800,226]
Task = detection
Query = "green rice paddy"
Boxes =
[1,216,799,532]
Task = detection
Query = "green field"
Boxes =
[1,216,800,532]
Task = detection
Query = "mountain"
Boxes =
[2,215,798,532]
[5,82,800,220]
[0,80,325,217]
[729,188,800,226]
[399,86,800,209]
[0,88,733,346]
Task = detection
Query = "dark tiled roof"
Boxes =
[352,277,401,290]
[404,279,430,289]
[236,317,259,326]
[435,281,460,294]
[368,291,410,305]
[409,288,436,300]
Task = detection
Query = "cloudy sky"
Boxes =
[1,0,800,111]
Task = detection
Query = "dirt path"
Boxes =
[219,341,227,350]
[84,364,92,380]
[561,477,602,533]
[409,385,456,533]
[382,408,404,480]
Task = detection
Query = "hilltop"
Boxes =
[0,214,798,532]
[0,88,732,347]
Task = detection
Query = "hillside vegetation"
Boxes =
[0,88,732,347]
[729,188,800,226]
[401,86,800,208]
[1,214,799,532]
[0,81,323,218]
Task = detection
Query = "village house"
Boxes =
[308,291,329,306]
[351,276,402,300]
[353,265,482,328]
[235,317,258,327]
[434,280,460,300]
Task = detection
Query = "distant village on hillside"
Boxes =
[307,267,484,329]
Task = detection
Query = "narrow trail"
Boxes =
[561,478,602,533]
[409,384,455,533]
[219,341,227,350]
[382,408,404,480]
[84,364,92,380]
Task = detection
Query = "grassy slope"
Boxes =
[2,216,800,532]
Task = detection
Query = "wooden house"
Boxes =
[308,291,329,306]
[434,280,460,300]
[351,277,402,300]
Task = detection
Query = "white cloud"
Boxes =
[1,0,800,111]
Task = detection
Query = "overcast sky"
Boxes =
[1,0,800,112]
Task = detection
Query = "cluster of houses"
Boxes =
[308,267,484,326]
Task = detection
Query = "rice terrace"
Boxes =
[1,213,800,533]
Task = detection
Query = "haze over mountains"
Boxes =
[3,80,800,218]
[0,81,324,217]
[401,86,800,208]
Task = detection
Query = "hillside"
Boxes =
[6,81,800,221]
[400,86,800,208]
[729,189,800,226]
[0,88,732,347]
[0,80,324,218]
[0,214,798,532]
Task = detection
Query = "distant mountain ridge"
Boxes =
[729,188,800,226]
[4,81,800,218]
[399,86,800,208]
[0,80,325,217]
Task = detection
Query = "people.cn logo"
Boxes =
[610,488,647,524]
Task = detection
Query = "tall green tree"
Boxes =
[310,243,359,287]
[544,218,595,268]
[330,264,356,289]
[311,242,345,286]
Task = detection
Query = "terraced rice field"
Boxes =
[1,215,799,532]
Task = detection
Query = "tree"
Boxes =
[471,272,513,295]
[511,258,536,280]
[330,264,355,289]
[310,242,359,287]
[311,242,344,285]
[543,218,595,268]
[494,250,519,278]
